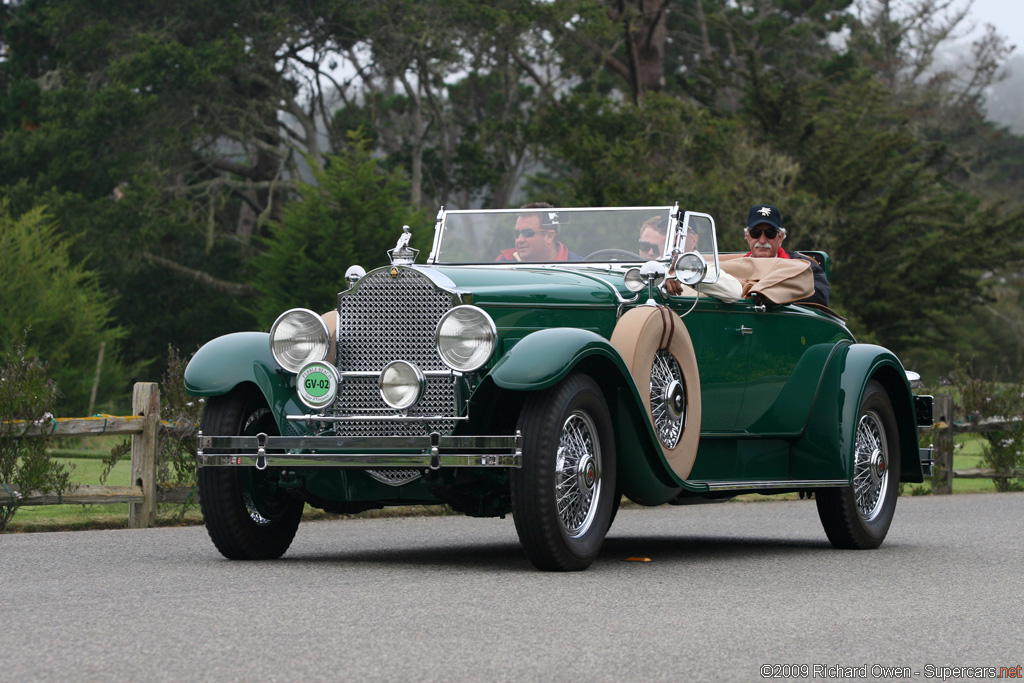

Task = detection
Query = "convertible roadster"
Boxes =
[185,204,933,571]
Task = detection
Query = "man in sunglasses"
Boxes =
[496,202,581,262]
[744,204,829,305]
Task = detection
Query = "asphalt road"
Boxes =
[1,493,1022,683]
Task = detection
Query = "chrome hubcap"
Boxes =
[854,411,889,522]
[577,454,597,493]
[555,410,602,538]
[651,350,685,448]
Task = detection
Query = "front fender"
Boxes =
[486,327,705,501]
[184,332,303,435]
[791,344,920,483]
[488,328,629,391]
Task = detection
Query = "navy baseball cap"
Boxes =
[746,205,782,230]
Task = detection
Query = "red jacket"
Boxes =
[496,242,575,262]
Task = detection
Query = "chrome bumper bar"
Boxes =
[197,431,522,470]
[919,446,934,477]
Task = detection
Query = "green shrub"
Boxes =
[0,201,131,415]
[950,363,1024,492]
[0,341,74,531]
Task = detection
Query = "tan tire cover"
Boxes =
[610,306,702,480]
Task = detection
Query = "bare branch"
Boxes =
[140,253,255,296]
[509,48,555,100]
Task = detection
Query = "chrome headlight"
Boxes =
[435,305,496,372]
[672,252,707,286]
[379,360,426,410]
[269,308,331,373]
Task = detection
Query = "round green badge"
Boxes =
[297,361,340,410]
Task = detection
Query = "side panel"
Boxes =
[737,306,852,434]
[184,332,304,436]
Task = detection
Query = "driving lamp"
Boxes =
[435,305,497,372]
[379,360,426,410]
[269,308,331,373]
[624,267,646,293]
[673,252,707,286]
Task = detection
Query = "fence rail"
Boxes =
[1,382,191,527]
[930,394,1022,494]
[5,389,1019,513]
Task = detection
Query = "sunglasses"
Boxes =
[747,227,779,239]
[514,228,551,239]
[638,240,661,254]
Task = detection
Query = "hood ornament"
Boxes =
[388,225,419,265]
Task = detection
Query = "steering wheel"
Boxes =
[584,248,644,262]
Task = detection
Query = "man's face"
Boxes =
[683,228,699,253]
[514,215,557,261]
[744,223,785,258]
[638,226,666,259]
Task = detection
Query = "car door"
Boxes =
[734,304,849,435]
[674,298,752,433]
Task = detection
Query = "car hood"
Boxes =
[421,264,625,307]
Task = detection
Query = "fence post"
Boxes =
[128,382,159,528]
[932,394,955,495]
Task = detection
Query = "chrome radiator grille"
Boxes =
[331,267,457,437]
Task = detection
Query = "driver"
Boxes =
[638,215,668,259]
[496,202,581,262]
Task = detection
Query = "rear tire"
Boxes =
[512,374,616,571]
[816,380,900,549]
[198,387,303,560]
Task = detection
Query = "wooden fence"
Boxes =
[4,387,1021,516]
[929,394,1024,494]
[0,382,191,528]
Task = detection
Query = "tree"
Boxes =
[249,137,427,326]
[0,0,365,373]
[0,201,131,413]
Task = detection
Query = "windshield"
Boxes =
[429,206,719,268]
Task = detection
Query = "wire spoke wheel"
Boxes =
[816,380,901,550]
[512,374,616,571]
[853,411,889,522]
[555,411,602,538]
[650,349,685,448]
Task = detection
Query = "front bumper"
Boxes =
[197,431,522,470]
[916,394,935,476]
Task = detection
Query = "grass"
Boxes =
[3,434,1017,532]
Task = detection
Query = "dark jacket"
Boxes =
[785,249,830,306]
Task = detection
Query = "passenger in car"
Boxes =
[644,215,742,303]
[743,204,829,305]
[496,202,581,262]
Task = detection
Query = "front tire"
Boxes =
[512,374,616,571]
[198,387,303,560]
[816,380,900,549]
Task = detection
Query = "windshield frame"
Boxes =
[427,204,718,273]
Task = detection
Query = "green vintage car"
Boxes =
[185,204,934,571]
